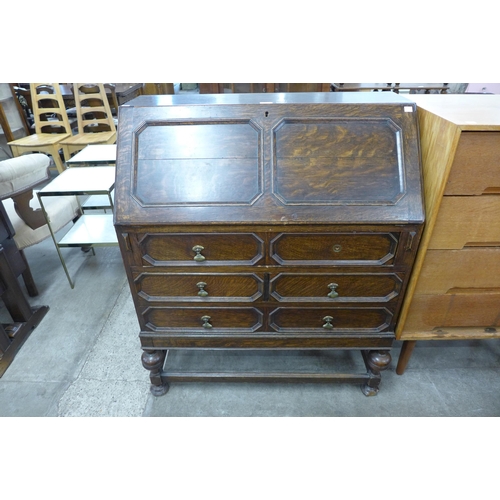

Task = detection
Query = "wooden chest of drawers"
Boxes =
[114,92,424,396]
[396,94,500,373]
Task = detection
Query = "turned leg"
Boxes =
[396,341,417,375]
[141,349,169,396]
[361,350,392,396]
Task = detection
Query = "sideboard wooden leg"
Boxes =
[141,350,169,396]
[361,350,391,396]
[396,341,417,375]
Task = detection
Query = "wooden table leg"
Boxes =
[396,341,417,375]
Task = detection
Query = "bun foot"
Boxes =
[150,381,169,397]
[361,383,379,397]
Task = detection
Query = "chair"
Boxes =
[0,153,81,295]
[7,83,72,174]
[60,84,116,161]
[11,84,34,132]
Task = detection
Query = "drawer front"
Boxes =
[270,272,402,302]
[429,196,500,249]
[270,232,398,265]
[134,272,263,302]
[416,248,500,295]
[139,233,265,266]
[269,307,392,333]
[444,132,500,195]
[142,306,264,332]
[404,292,500,332]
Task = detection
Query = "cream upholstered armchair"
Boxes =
[0,153,80,294]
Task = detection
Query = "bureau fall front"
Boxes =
[114,92,424,396]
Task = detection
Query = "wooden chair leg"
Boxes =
[50,145,66,173]
[62,144,71,162]
[396,341,417,375]
[9,144,20,158]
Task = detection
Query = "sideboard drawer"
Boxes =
[428,196,500,249]
[404,292,500,332]
[135,272,263,302]
[139,233,265,266]
[269,307,392,333]
[270,232,399,266]
[270,272,402,302]
[415,248,500,295]
[142,306,264,332]
[444,132,500,195]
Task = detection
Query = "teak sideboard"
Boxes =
[396,94,500,373]
[114,92,424,396]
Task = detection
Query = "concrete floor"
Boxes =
[1,228,500,417]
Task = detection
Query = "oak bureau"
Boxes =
[114,92,424,396]
[396,94,500,373]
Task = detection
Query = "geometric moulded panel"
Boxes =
[272,118,404,205]
[133,121,262,206]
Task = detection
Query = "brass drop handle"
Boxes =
[197,282,208,297]
[201,315,212,329]
[327,283,339,298]
[322,316,334,329]
[192,245,206,262]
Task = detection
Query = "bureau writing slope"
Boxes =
[114,92,424,396]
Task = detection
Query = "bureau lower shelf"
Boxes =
[143,348,392,397]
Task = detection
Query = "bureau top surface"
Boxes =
[123,92,412,107]
[114,94,424,226]
[405,94,500,129]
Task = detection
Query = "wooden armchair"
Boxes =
[7,83,72,174]
[60,84,117,161]
[0,153,80,295]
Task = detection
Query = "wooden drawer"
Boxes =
[269,307,392,333]
[270,272,402,302]
[415,248,500,295]
[139,233,265,266]
[142,306,264,332]
[134,272,263,302]
[444,132,500,195]
[429,196,500,249]
[270,232,398,265]
[404,292,500,332]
